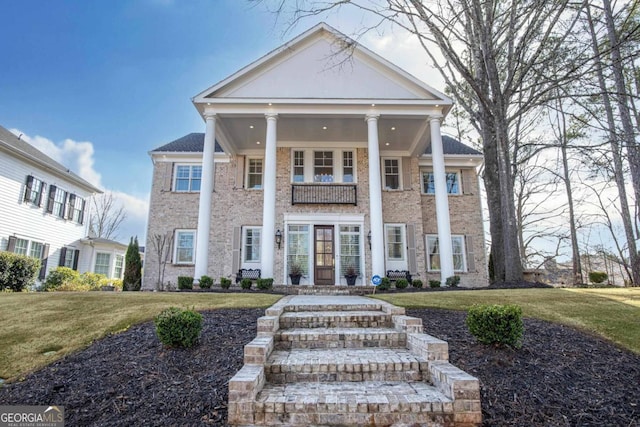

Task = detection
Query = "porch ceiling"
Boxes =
[218,115,431,155]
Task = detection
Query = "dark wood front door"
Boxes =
[314,225,334,285]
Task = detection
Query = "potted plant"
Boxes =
[289,263,303,285]
[344,265,358,286]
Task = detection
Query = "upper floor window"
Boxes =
[70,195,85,224]
[47,186,67,218]
[174,165,202,192]
[421,171,460,195]
[293,151,305,183]
[314,151,334,182]
[343,152,354,183]
[174,230,195,264]
[291,149,356,184]
[24,175,45,206]
[247,158,263,189]
[383,158,401,190]
[426,235,466,271]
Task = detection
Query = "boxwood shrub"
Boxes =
[411,279,423,288]
[378,277,391,291]
[177,276,193,290]
[466,304,524,348]
[256,278,273,290]
[395,278,409,289]
[429,279,441,288]
[0,251,40,292]
[154,307,203,348]
[220,277,231,289]
[240,278,252,290]
[199,275,213,289]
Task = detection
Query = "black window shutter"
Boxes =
[7,236,17,252]
[79,199,86,224]
[37,183,46,207]
[24,175,33,202]
[59,191,67,218]
[73,249,80,270]
[58,247,67,266]
[67,194,76,219]
[38,243,50,280]
[46,185,56,213]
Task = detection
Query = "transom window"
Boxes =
[175,230,196,264]
[422,171,460,195]
[314,151,334,182]
[426,235,466,271]
[383,159,400,190]
[174,165,202,192]
[385,224,405,260]
[247,158,263,189]
[243,227,261,263]
[94,253,111,276]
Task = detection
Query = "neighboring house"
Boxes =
[143,23,488,289]
[0,125,107,282]
[542,255,630,286]
[78,237,128,280]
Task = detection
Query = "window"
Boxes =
[50,187,67,218]
[29,242,44,259]
[385,224,405,260]
[14,238,29,256]
[175,230,196,264]
[421,171,460,195]
[71,196,85,223]
[63,248,77,269]
[383,159,400,190]
[247,159,263,189]
[94,253,111,276]
[114,255,124,279]
[287,225,309,275]
[339,225,361,275]
[314,151,334,182]
[343,151,354,183]
[293,151,305,183]
[24,176,44,206]
[243,227,261,263]
[174,165,202,192]
[426,235,466,271]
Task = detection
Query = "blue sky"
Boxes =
[1,0,439,244]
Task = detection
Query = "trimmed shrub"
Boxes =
[256,278,274,290]
[378,277,391,291]
[154,307,203,348]
[240,278,252,290]
[44,267,80,291]
[412,279,423,288]
[177,276,193,290]
[199,275,213,289]
[429,279,441,288]
[220,277,231,289]
[466,304,524,348]
[0,251,40,292]
[395,278,409,289]
[79,272,107,291]
[588,271,608,284]
[446,275,461,287]
[56,281,91,292]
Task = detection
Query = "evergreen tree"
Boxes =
[123,236,142,291]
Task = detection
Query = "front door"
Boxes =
[314,225,334,285]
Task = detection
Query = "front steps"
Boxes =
[228,295,481,426]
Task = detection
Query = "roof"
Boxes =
[424,136,482,156]
[0,125,102,193]
[150,133,223,153]
[151,133,482,156]
[81,237,128,249]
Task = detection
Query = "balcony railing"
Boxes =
[291,184,357,205]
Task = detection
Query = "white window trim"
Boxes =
[173,164,202,193]
[384,223,406,262]
[290,148,357,184]
[242,226,262,265]
[94,252,112,276]
[63,247,77,269]
[425,235,467,272]
[421,170,462,195]
[382,157,402,191]
[245,157,264,190]
[174,229,196,265]
[114,254,124,279]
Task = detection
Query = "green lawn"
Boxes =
[0,292,281,381]
[375,287,640,354]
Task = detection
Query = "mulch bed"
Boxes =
[1,307,638,426]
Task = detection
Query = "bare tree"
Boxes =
[89,192,127,240]
[150,232,173,290]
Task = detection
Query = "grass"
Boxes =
[375,287,640,354]
[0,292,281,381]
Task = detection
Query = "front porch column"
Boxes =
[194,112,217,280]
[260,113,278,278]
[366,114,385,280]
[430,115,454,282]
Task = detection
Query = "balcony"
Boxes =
[291,184,357,205]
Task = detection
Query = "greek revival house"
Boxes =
[143,23,487,289]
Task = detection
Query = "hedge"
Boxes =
[0,251,40,292]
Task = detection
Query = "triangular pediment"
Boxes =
[194,23,449,103]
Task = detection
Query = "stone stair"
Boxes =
[228,295,481,426]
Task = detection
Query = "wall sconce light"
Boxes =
[367,230,372,249]
[275,229,282,249]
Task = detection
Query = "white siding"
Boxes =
[0,150,96,280]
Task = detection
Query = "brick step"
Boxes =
[265,348,427,383]
[278,310,392,329]
[275,327,406,350]
[252,380,465,426]
[282,296,382,312]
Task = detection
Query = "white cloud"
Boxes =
[10,128,149,242]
